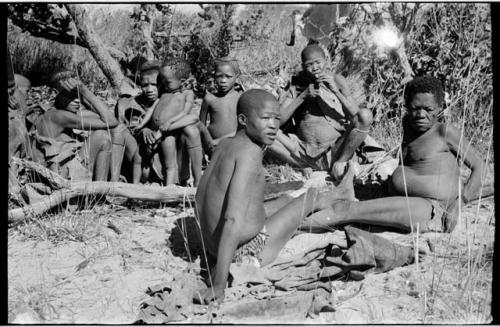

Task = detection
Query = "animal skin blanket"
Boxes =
[136,226,418,323]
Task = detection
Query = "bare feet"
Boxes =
[441,197,461,233]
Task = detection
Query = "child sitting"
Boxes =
[112,61,162,184]
[194,89,354,304]
[134,59,202,186]
[198,57,243,156]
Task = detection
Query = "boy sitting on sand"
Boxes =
[134,60,202,186]
[301,76,485,233]
[195,89,355,304]
[198,57,243,156]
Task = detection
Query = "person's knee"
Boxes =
[93,130,112,151]
[132,152,142,165]
[355,109,373,129]
[183,125,200,141]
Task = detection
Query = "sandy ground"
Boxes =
[8,181,494,324]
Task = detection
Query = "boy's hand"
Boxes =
[159,122,171,134]
[306,84,320,98]
[142,128,157,145]
[317,73,340,93]
[8,94,20,110]
[194,286,225,305]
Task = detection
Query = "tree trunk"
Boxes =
[138,4,157,61]
[65,4,126,91]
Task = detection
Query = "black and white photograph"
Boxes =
[6,2,494,324]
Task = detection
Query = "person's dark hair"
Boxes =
[300,44,326,62]
[139,60,161,76]
[161,58,191,80]
[404,75,445,107]
[54,89,79,110]
[237,89,277,118]
[215,57,241,76]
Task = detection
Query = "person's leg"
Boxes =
[182,124,203,186]
[176,136,190,186]
[122,133,142,184]
[159,135,178,185]
[258,164,358,266]
[330,109,373,178]
[110,126,127,182]
[265,131,313,168]
[197,122,214,155]
[301,196,433,233]
[84,130,112,181]
[259,186,352,266]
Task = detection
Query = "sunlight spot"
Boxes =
[373,26,400,49]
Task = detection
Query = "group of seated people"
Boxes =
[8,44,485,304]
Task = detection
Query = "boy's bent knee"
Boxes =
[183,124,200,139]
[133,152,142,165]
[92,130,112,150]
[355,109,373,129]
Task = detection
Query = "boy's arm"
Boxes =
[77,84,119,128]
[444,124,485,203]
[199,98,215,146]
[199,96,210,126]
[133,105,156,131]
[318,73,359,119]
[278,86,309,127]
[52,110,115,130]
[204,151,262,303]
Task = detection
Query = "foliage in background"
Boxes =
[326,3,492,155]
[8,3,492,157]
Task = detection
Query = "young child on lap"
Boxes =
[134,60,202,186]
[194,89,354,304]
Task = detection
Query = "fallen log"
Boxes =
[8,182,196,223]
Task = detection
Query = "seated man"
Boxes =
[300,76,485,233]
[135,60,202,186]
[198,57,243,156]
[195,89,354,304]
[32,78,118,181]
[266,43,378,179]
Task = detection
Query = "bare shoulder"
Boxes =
[226,137,262,162]
[203,91,216,103]
[333,73,350,92]
[437,122,457,135]
[183,89,194,97]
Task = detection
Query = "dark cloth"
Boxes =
[7,46,15,88]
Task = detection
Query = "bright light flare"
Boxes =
[373,27,400,49]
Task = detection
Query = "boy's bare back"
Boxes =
[203,89,240,138]
[195,134,266,257]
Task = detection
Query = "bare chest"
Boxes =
[404,130,450,163]
[209,95,238,117]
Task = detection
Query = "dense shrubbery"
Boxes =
[7,3,492,156]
